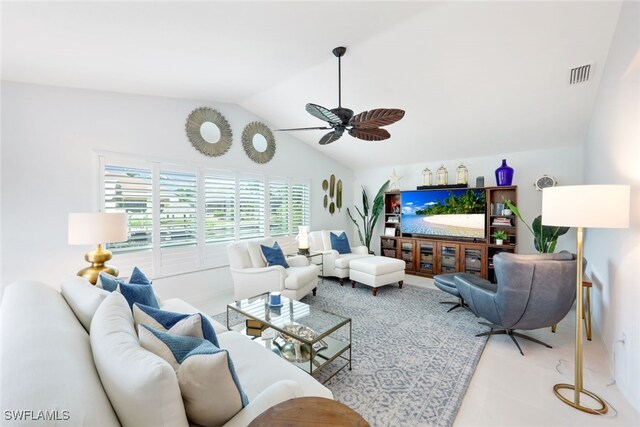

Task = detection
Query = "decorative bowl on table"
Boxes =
[273,324,327,363]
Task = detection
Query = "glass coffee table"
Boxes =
[227,293,351,383]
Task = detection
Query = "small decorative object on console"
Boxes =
[436,165,448,185]
[495,159,514,186]
[422,167,432,186]
[455,164,468,185]
[475,176,485,187]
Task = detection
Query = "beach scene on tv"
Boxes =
[401,189,486,238]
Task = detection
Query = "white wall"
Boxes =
[0,81,353,303]
[582,1,640,411]
[354,145,583,255]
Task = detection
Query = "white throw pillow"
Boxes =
[61,276,110,332]
[139,325,248,427]
[90,292,189,427]
[132,303,219,347]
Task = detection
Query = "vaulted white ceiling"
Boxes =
[1,1,624,169]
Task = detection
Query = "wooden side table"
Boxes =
[551,275,592,340]
[248,397,370,427]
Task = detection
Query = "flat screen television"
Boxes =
[401,189,486,239]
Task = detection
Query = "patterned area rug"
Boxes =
[218,281,488,427]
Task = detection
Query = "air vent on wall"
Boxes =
[569,64,591,85]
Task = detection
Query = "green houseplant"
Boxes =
[491,230,508,245]
[503,199,570,253]
[347,180,390,253]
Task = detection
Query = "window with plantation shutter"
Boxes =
[238,177,265,240]
[104,165,153,252]
[205,174,235,243]
[269,181,290,236]
[292,183,311,230]
[159,170,197,248]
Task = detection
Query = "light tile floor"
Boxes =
[192,276,640,426]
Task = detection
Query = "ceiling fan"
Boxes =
[276,46,405,145]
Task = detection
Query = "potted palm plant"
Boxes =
[347,180,390,253]
[503,199,569,253]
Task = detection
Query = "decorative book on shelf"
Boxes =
[491,218,512,226]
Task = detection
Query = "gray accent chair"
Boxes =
[455,252,577,355]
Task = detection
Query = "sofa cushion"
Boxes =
[2,281,120,427]
[284,266,317,290]
[330,231,352,254]
[261,241,290,269]
[218,331,333,400]
[97,271,126,291]
[334,253,372,269]
[118,282,159,310]
[160,298,229,335]
[139,326,248,427]
[90,292,189,427]
[130,266,152,285]
[61,275,110,332]
[133,303,219,347]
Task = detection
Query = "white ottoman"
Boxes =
[349,256,406,296]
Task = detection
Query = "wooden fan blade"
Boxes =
[348,127,390,141]
[306,103,342,125]
[319,130,344,145]
[275,126,331,132]
[351,109,405,128]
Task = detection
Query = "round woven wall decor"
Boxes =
[242,121,276,164]
[185,107,233,157]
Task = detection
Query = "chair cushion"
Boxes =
[349,256,405,275]
[334,253,372,269]
[139,326,248,427]
[284,266,317,290]
[330,232,352,254]
[247,238,274,268]
[260,242,290,268]
[90,292,188,427]
[133,303,219,347]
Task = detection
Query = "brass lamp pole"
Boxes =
[542,185,630,415]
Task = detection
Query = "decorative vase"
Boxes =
[495,159,514,186]
[496,239,504,246]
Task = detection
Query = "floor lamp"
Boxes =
[542,185,630,414]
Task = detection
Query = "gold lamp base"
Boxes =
[77,244,119,285]
[554,384,608,414]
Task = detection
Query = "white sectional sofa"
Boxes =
[308,230,372,284]
[0,278,332,427]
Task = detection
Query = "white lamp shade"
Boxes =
[542,185,630,228]
[297,226,310,249]
[68,212,129,245]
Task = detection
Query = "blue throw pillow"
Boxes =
[118,282,159,310]
[260,242,289,268]
[330,232,352,254]
[138,325,249,426]
[129,266,152,285]
[133,303,219,348]
[97,272,126,292]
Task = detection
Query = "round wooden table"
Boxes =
[248,397,370,427]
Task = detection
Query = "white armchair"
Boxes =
[308,230,372,285]
[226,237,319,301]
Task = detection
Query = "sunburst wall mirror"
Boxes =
[185,107,233,157]
[242,121,276,164]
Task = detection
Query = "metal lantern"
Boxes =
[422,167,432,186]
[436,166,448,186]
[456,164,468,185]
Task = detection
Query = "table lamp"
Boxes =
[542,185,630,414]
[297,226,310,255]
[68,212,129,285]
